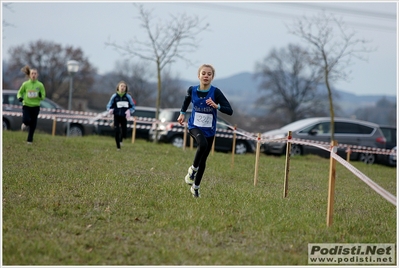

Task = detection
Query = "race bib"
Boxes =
[116,101,129,108]
[27,91,38,98]
[193,112,213,128]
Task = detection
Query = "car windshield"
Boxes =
[159,110,191,123]
[40,99,62,109]
[279,118,321,131]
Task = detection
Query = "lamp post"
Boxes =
[66,60,80,137]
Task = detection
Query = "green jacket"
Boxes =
[17,80,46,107]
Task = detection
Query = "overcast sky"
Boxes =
[1,1,397,96]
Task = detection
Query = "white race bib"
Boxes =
[193,112,213,128]
[116,101,129,108]
[27,91,38,98]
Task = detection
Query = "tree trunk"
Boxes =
[154,60,162,143]
[324,67,335,141]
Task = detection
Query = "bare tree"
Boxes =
[287,11,374,140]
[354,97,396,126]
[255,43,330,124]
[5,40,97,109]
[105,3,210,141]
[159,71,186,108]
[110,60,155,106]
[2,3,16,39]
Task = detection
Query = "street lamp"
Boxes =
[66,60,80,137]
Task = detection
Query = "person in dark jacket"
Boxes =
[177,64,233,198]
[106,81,136,150]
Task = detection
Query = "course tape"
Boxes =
[3,109,395,155]
[3,104,101,116]
[330,149,397,206]
[260,135,394,155]
[2,111,155,128]
[4,108,396,204]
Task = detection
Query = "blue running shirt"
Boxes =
[188,85,218,137]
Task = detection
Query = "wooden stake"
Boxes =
[283,131,292,198]
[211,137,215,156]
[327,140,338,227]
[254,133,261,186]
[183,123,187,151]
[346,146,351,162]
[231,125,237,169]
[131,117,137,144]
[52,117,56,136]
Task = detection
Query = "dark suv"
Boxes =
[2,89,95,136]
[148,108,256,154]
[92,106,158,140]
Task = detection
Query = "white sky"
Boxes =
[1,1,397,96]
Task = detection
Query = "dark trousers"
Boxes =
[189,128,215,186]
[114,115,127,149]
[22,106,40,142]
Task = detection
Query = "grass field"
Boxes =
[2,131,397,265]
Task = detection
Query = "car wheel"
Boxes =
[235,141,248,154]
[290,144,302,156]
[68,125,84,137]
[171,135,184,148]
[359,153,375,164]
[2,118,9,130]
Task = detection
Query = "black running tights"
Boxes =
[189,127,215,186]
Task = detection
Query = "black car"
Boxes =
[148,108,256,154]
[2,89,95,136]
[92,106,158,140]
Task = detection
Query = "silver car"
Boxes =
[2,89,95,136]
[261,117,387,164]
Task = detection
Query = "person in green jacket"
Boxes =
[17,65,46,144]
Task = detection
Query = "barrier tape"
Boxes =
[4,108,395,205]
[3,111,156,126]
[330,150,396,206]
[260,136,394,155]
[290,138,331,152]
[3,109,395,155]
[3,104,100,116]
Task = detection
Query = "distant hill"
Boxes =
[179,72,396,116]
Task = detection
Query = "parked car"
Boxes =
[388,146,397,166]
[379,125,396,150]
[2,89,95,136]
[378,125,397,166]
[92,106,158,140]
[261,117,387,164]
[148,108,256,154]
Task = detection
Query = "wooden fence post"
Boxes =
[211,137,215,156]
[52,117,57,136]
[231,124,237,169]
[131,117,137,144]
[346,146,351,162]
[183,123,187,151]
[254,133,261,186]
[327,140,338,227]
[283,131,292,198]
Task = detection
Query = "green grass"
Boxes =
[2,131,397,265]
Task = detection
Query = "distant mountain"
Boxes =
[179,72,396,115]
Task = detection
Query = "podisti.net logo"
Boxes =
[308,243,395,265]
